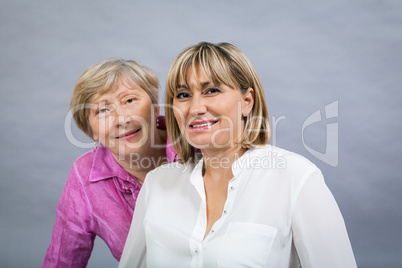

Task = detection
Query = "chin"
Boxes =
[193,137,234,148]
[187,138,210,149]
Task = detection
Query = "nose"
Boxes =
[189,94,207,117]
[113,104,131,127]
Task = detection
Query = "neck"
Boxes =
[201,145,247,181]
[114,128,168,184]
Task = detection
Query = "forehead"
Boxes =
[179,66,209,83]
[177,65,220,90]
[178,55,239,88]
[91,80,142,102]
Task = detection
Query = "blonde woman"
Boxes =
[42,59,176,267]
[120,42,356,267]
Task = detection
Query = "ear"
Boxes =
[92,134,98,141]
[243,88,254,116]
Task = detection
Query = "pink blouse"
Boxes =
[42,139,176,267]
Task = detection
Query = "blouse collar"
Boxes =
[189,147,256,186]
[88,143,136,183]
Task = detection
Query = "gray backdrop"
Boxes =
[1,0,401,267]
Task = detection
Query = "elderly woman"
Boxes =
[42,59,176,267]
[119,42,357,267]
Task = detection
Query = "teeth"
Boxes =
[192,122,215,128]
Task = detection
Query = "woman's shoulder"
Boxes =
[73,149,96,165]
[249,144,319,173]
[242,145,324,192]
[148,161,195,177]
[68,149,97,184]
[145,161,196,186]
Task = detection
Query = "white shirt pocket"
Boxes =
[217,222,278,268]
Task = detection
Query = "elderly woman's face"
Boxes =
[88,82,157,160]
[172,67,253,149]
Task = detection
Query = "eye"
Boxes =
[127,98,134,104]
[205,87,221,94]
[175,92,191,99]
[95,107,108,115]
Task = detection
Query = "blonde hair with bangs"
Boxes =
[166,42,270,162]
[70,58,159,139]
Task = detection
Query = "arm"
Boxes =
[119,177,149,268]
[292,168,357,268]
[42,164,95,268]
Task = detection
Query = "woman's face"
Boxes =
[88,82,158,160]
[172,67,253,150]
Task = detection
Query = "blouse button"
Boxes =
[195,249,199,254]
[230,186,235,190]
[211,229,215,233]
[223,210,227,214]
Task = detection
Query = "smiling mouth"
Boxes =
[116,128,141,139]
[189,120,219,129]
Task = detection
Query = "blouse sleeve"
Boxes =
[118,176,149,268]
[292,168,357,268]
[42,164,95,268]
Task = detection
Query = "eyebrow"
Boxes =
[176,84,189,90]
[116,88,139,98]
[200,82,213,89]
[176,81,213,90]
[92,96,110,104]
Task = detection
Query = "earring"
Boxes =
[243,111,248,117]
[156,115,166,129]
[94,141,98,150]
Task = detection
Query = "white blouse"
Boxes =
[119,145,356,268]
